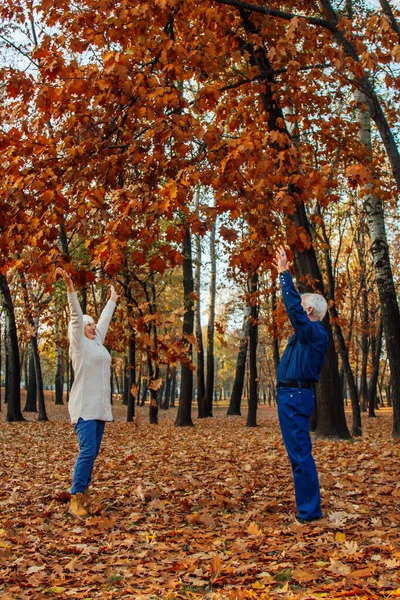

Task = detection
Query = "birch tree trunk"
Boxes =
[357,89,400,437]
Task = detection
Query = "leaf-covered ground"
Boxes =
[1,398,400,600]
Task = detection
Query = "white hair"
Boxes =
[68,315,94,340]
[301,293,328,321]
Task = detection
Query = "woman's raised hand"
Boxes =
[56,267,74,292]
[109,284,119,303]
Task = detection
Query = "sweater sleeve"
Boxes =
[95,300,116,345]
[67,292,84,353]
[279,271,313,344]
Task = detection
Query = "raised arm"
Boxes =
[95,284,119,344]
[272,246,313,342]
[56,268,84,352]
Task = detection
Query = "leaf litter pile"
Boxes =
[1,403,400,600]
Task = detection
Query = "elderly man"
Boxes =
[273,246,329,524]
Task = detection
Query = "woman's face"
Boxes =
[84,322,96,340]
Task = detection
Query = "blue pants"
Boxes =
[71,419,105,495]
[277,387,321,521]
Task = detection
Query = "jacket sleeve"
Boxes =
[95,300,116,345]
[279,271,313,344]
[67,292,84,353]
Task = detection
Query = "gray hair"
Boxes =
[301,293,328,321]
[68,314,94,340]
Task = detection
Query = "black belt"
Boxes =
[277,380,313,389]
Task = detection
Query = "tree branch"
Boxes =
[213,0,336,30]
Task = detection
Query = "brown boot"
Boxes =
[69,493,88,520]
[81,489,90,510]
[81,489,103,515]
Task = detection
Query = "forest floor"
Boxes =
[0,392,400,600]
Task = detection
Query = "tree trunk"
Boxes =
[170,365,177,408]
[19,272,48,421]
[271,282,280,373]
[246,272,259,427]
[203,217,217,418]
[227,302,251,416]
[292,203,351,438]
[194,188,206,418]
[317,204,361,436]
[148,274,160,425]
[31,330,48,421]
[194,208,206,418]
[357,90,400,437]
[368,319,383,417]
[54,306,64,405]
[175,225,195,427]
[24,346,37,412]
[162,363,171,410]
[127,324,136,422]
[0,273,23,421]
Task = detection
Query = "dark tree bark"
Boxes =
[203,218,217,417]
[246,272,259,427]
[80,286,87,315]
[378,0,400,38]
[162,363,171,410]
[148,274,160,425]
[24,346,37,412]
[194,217,206,418]
[19,272,48,421]
[271,281,280,373]
[127,324,136,422]
[122,355,129,406]
[30,330,48,421]
[0,273,24,421]
[170,365,177,408]
[54,306,64,405]
[368,319,383,418]
[175,225,195,427]
[140,378,148,406]
[227,302,251,416]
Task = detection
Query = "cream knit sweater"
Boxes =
[67,292,116,424]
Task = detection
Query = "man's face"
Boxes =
[84,323,96,340]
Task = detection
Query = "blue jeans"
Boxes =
[277,387,321,521]
[71,419,105,495]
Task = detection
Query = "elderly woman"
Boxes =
[56,268,119,520]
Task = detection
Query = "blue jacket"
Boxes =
[276,271,329,383]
